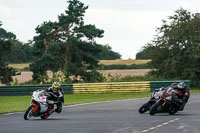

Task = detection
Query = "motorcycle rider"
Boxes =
[171,82,190,111]
[46,82,64,113]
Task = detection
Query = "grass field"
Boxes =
[0,93,150,114]
[8,63,30,71]
[99,59,151,65]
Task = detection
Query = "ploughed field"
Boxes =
[101,69,151,77]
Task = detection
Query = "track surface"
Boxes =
[0,94,200,133]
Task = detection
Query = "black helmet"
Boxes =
[177,82,187,89]
[171,83,178,88]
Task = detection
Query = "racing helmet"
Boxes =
[171,83,178,88]
[177,82,187,90]
[52,82,61,92]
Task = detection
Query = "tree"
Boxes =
[30,0,106,83]
[136,47,151,59]
[0,22,17,84]
[94,44,121,60]
[7,40,34,63]
[142,8,200,85]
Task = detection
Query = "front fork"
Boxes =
[31,102,40,114]
[156,98,168,112]
[158,98,167,106]
[158,98,175,113]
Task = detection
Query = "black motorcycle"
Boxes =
[149,87,180,115]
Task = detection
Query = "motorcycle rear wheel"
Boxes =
[24,105,35,120]
[169,107,178,115]
[40,113,49,119]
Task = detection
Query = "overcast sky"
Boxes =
[0,0,200,59]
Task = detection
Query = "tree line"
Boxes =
[136,8,200,87]
[0,23,34,63]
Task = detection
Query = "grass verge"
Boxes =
[190,89,200,93]
[0,93,150,114]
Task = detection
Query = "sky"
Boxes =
[0,0,200,59]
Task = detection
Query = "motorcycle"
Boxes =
[138,87,165,113]
[149,87,180,115]
[24,90,56,120]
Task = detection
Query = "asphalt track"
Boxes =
[0,93,200,133]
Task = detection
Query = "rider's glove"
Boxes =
[48,100,54,104]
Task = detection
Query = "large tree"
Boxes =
[142,8,200,85]
[0,22,17,84]
[30,0,106,83]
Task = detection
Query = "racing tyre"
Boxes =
[139,102,150,113]
[169,107,178,115]
[149,102,160,115]
[40,113,49,119]
[24,105,34,120]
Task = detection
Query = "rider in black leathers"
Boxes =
[46,82,64,113]
[171,82,190,111]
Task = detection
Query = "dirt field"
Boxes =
[101,69,152,78]
[12,72,33,83]
[0,72,33,86]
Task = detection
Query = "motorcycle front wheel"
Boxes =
[24,105,35,120]
[149,102,160,115]
[139,102,150,113]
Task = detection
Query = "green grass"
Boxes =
[190,89,200,93]
[0,93,150,114]
[0,96,31,114]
